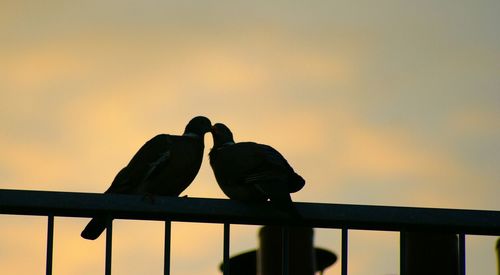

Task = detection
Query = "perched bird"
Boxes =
[209,123,305,216]
[81,116,212,240]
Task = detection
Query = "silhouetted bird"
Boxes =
[81,116,212,240]
[209,123,305,216]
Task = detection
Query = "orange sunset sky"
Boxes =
[1,1,499,274]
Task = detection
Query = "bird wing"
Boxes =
[242,143,291,183]
[140,149,171,184]
[105,134,174,194]
[243,143,305,193]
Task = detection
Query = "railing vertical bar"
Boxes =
[459,233,466,275]
[223,223,230,275]
[400,231,406,275]
[105,218,113,275]
[341,228,348,275]
[282,226,289,275]
[46,215,54,275]
[164,221,171,275]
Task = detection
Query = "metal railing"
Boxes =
[1,188,499,275]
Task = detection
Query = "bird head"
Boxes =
[184,116,212,137]
[211,123,235,147]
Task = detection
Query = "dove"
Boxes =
[81,116,212,240]
[209,123,304,216]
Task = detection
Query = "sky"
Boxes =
[1,1,499,274]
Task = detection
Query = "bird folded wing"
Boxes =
[141,150,171,184]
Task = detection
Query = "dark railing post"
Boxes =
[402,232,459,275]
[258,226,315,275]
[164,221,171,275]
[46,215,54,275]
[223,223,230,275]
[400,231,406,275]
[282,226,289,275]
[341,228,348,275]
[459,234,466,275]
[496,238,500,275]
[105,218,113,275]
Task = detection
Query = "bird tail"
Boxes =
[81,216,109,240]
[274,196,302,219]
[255,181,302,219]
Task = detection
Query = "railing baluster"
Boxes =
[105,218,113,275]
[223,223,230,275]
[459,234,466,275]
[282,226,289,275]
[46,215,54,275]
[164,221,171,275]
[400,231,406,275]
[341,228,348,275]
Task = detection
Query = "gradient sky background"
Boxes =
[1,1,499,274]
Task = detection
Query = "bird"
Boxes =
[209,123,305,216]
[81,116,212,240]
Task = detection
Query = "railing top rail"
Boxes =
[0,189,498,235]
